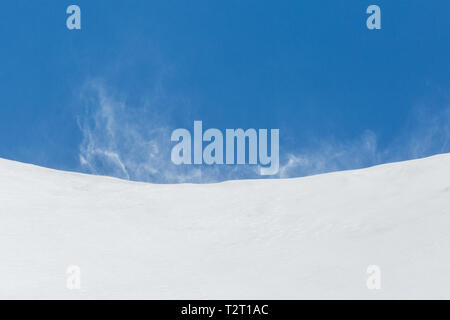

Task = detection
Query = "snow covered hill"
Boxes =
[1,154,450,299]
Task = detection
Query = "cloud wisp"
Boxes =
[77,80,260,183]
[77,80,450,183]
[280,104,450,178]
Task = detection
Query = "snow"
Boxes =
[1,154,450,299]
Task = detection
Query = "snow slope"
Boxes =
[1,154,450,299]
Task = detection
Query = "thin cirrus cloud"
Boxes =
[278,130,379,178]
[279,104,450,178]
[77,80,450,183]
[77,80,259,183]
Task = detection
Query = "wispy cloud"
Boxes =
[280,104,450,178]
[279,130,379,178]
[77,80,259,183]
[77,79,450,183]
[78,80,177,182]
[401,106,450,158]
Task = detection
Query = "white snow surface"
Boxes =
[1,154,450,299]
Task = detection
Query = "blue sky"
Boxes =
[1,1,449,182]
